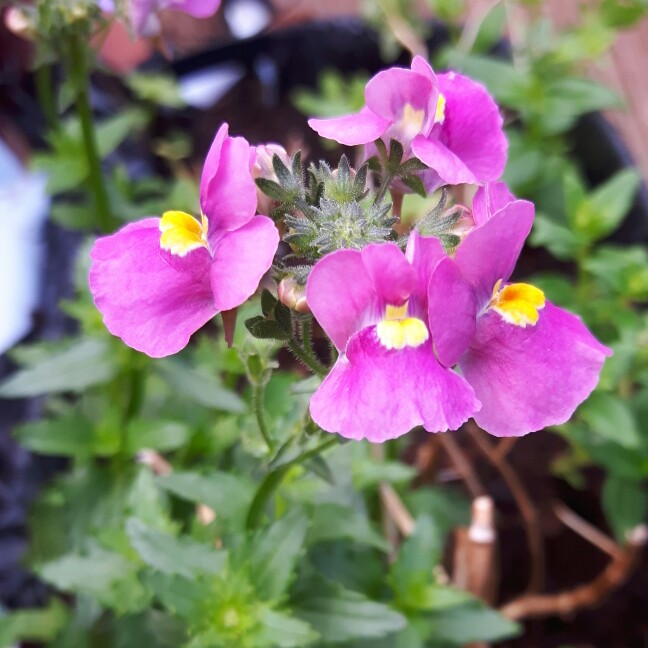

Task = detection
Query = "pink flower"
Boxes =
[308,56,507,190]
[426,183,612,436]
[98,0,220,37]
[306,239,480,442]
[89,124,279,357]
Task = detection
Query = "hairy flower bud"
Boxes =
[252,143,291,182]
[277,276,309,313]
[4,6,36,40]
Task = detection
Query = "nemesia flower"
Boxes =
[426,182,612,437]
[308,56,507,190]
[306,239,480,441]
[98,0,221,37]
[89,124,279,357]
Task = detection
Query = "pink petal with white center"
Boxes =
[310,327,480,441]
[361,243,416,306]
[459,303,612,437]
[89,218,215,358]
[306,249,377,352]
[210,215,279,312]
[308,108,390,147]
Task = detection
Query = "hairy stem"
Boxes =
[252,381,275,452]
[286,338,327,377]
[68,33,113,232]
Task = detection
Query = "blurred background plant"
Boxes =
[1,0,647,646]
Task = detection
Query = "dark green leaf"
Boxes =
[256,177,286,201]
[602,476,648,542]
[0,599,69,646]
[400,174,426,197]
[124,419,191,454]
[579,392,641,448]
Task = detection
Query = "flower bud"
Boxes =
[252,143,290,182]
[277,276,309,313]
[4,7,36,40]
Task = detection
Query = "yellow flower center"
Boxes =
[489,280,546,327]
[399,103,426,141]
[159,210,209,257]
[376,302,429,350]
[435,93,446,124]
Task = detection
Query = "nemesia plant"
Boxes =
[89,124,279,357]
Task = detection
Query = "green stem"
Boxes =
[68,33,113,232]
[246,436,339,529]
[252,381,275,452]
[286,338,327,377]
[35,63,59,132]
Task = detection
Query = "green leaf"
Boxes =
[308,503,390,552]
[126,518,227,578]
[156,360,245,412]
[96,109,148,158]
[126,72,186,108]
[390,516,445,609]
[573,169,640,242]
[548,77,622,116]
[158,471,255,525]
[0,338,117,397]
[293,580,407,643]
[400,174,426,197]
[124,419,191,454]
[530,214,581,260]
[245,316,291,341]
[247,510,308,601]
[143,572,208,619]
[579,392,641,448]
[14,414,119,458]
[0,599,69,647]
[256,177,286,201]
[426,601,521,645]
[602,476,648,542]
[256,609,318,647]
[38,548,150,614]
[352,460,416,490]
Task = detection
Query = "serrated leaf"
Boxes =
[124,419,191,454]
[0,338,117,397]
[425,601,520,644]
[256,609,318,647]
[158,471,254,525]
[579,391,641,448]
[274,301,293,332]
[294,579,406,643]
[39,548,150,614]
[388,139,404,172]
[573,169,640,242]
[156,360,245,413]
[307,503,390,552]
[390,516,445,608]
[247,317,290,341]
[261,289,278,317]
[247,510,308,601]
[126,518,227,578]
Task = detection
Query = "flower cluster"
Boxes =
[89,57,611,442]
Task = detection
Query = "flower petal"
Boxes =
[310,327,480,441]
[459,303,612,437]
[436,71,507,184]
[168,0,221,17]
[472,182,516,226]
[361,243,416,306]
[405,230,446,318]
[201,127,257,237]
[427,257,477,367]
[89,218,215,357]
[411,136,478,186]
[210,216,279,312]
[307,249,376,351]
[308,108,389,146]
[365,67,436,128]
[455,200,534,307]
